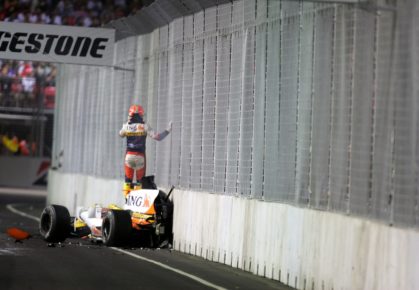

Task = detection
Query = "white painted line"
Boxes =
[0,249,17,255]
[111,247,227,290]
[0,187,47,196]
[0,247,27,256]
[6,204,40,222]
[6,204,227,290]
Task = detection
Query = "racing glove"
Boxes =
[166,121,172,132]
[119,123,128,137]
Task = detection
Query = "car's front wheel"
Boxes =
[39,204,71,243]
[102,210,131,247]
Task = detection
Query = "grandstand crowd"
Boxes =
[0,60,56,108]
[0,0,145,26]
[0,0,147,108]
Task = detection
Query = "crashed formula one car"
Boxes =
[39,176,173,247]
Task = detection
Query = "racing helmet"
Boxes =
[128,105,144,117]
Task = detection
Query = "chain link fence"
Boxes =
[54,0,419,228]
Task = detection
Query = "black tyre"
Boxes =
[39,204,71,243]
[102,210,132,247]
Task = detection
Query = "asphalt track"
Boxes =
[0,189,294,290]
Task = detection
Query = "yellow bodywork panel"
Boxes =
[108,204,122,210]
[74,218,87,228]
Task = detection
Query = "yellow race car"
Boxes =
[39,176,174,247]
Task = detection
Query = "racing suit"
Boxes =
[119,119,171,197]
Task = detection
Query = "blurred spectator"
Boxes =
[45,64,57,85]
[21,71,36,106]
[2,134,19,155]
[31,140,37,154]
[52,10,62,25]
[19,139,30,156]
[18,61,33,77]
[0,63,12,106]
[11,77,23,106]
[44,85,56,109]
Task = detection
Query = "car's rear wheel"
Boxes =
[102,210,131,246]
[39,204,71,243]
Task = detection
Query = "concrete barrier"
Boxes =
[47,170,124,214]
[0,156,50,188]
[172,191,419,290]
[48,170,419,290]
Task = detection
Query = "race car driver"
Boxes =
[119,104,172,198]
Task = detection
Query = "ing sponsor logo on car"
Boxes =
[126,194,150,208]
[124,189,159,214]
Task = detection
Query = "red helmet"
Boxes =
[128,105,144,117]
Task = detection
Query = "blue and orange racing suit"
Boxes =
[119,116,171,197]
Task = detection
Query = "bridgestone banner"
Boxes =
[0,21,115,66]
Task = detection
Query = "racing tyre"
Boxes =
[39,204,71,243]
[102,210,132,247]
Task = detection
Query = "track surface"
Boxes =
[0,191,293,290]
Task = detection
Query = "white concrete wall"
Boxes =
[48,171,419,290]
[47,170,125,214]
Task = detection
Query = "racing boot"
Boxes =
[133,182,142,191]
[123,182,131,198]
